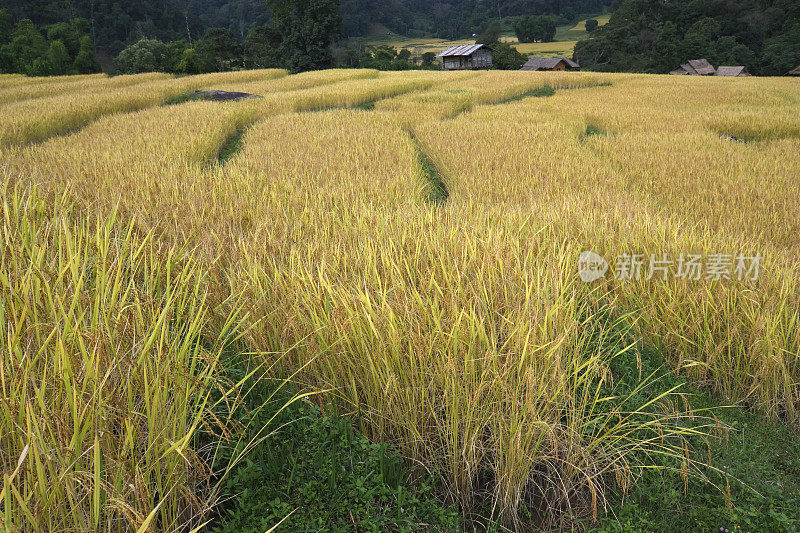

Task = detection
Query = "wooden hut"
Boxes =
[520,57,580,72]
[437,44,492,70]
[716,66,750,77]
[670,58,716,76]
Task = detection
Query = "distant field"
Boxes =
[358,14,609,58]
[512,40,578,56]
[357,34,579,58]
[2,69,799,531]
[570,13,611,31]
[556,15,611,33]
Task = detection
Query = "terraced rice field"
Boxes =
[1,69,799,531]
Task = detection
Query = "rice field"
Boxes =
[356,14,608,59]
[357,34,578,58]
[1,69,799,531]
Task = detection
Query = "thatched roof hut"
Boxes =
[671,59,716,76]
[520,57,580,71]
[789,65,800,76]
[670,63,694,75]
[716,66,750,77]
[687,59,716,75]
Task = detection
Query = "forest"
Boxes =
[2,0,798,76]
[575,0,800,75]
[4,0,612,51]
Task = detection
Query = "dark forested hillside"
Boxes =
[340,0,612,38]
[4,0,799,76]
[3,0,612,54]
[575,0,800,76]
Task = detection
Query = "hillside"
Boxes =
[575,0,800,76]
[355,14,610,61]
[4,0,613,55]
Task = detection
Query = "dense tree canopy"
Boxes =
[575,0,800,75]
[514,15,558,43]
[267,0,342,72]
[5,0,613,49]
[0,10,100,75]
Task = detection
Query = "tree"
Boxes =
[559,7,577,25]
[710,36,755,70]
[267,0,342,72]
[0,8,13,44]
[46,21,81,57]
[115,38,169,73]
[245,25,282,68]
[514,15,557,43]
[760,23,800,75]
[74,35,100,73]
[489,42,526,70]
[476,23,501,45]
[165,40,190,72]
[176,48,201,74]
[195,28,242,72]
[0,9,13,73]
[46,39,70,74]
[585,19,599,33]
[5,19,48,75]
[575,0,800,74]
[649,21,680,73]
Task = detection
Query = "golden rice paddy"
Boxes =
[1,68,798,531]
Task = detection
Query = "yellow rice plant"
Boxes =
[414,75,800,421]
[212,68,379,94]
[0,69,286,147]
[0,179,250,531]
[247,71,451,114]
[375,70,621,126]
[0,73,102,90]
[6,70,797,528]
[4,100,705,528]
[213,111,706,528]
[0,72,171,105]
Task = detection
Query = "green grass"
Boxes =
[217,129,246,164]
[205,308,799,532]
[206,358,463,533]
[556,14,611,41]
[583,124,606,139]
[164,91,205,106]
[590,317,800,533]
[497,85,556,104]
[412,137,449,206]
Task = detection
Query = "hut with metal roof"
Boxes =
[437,44,492,70]
[670,58,716,76]
[521,57,580,72]
[716,66,750,77]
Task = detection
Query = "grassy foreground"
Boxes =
[0,69,799,531]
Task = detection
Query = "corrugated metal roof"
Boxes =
[437,44,485,57]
